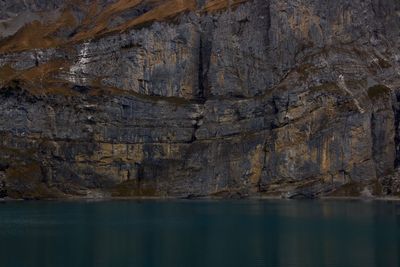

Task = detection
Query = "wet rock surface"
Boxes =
[0,0,400,199]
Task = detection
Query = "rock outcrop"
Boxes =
[0,0,399,199]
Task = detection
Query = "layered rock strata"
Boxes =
[0,0,399,199]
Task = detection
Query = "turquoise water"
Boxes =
[0,200,399,267]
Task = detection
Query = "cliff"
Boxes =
[0,0,399,199]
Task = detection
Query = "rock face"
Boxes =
[0,0,399,199]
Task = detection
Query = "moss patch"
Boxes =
[329,182,362,197]
[377,58,392,69]
[111,180,158,197]
[310,83,340,93]
[368,179,383,196]
[295,63,315,81]
[6,163,42,183]
[6,183,61,200]
[5,163,63,199]
[0,65,18,84]
[368,85,390,99]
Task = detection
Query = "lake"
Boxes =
[0,200,399,267]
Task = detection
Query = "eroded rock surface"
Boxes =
[0,0,399,199]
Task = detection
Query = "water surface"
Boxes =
[0,200,399,267]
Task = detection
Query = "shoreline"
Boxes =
[1,195,400,202]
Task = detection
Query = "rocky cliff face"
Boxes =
[0,0,399,199]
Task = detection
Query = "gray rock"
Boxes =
[0,0,399,198]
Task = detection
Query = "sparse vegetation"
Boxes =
[203,0,248,12]
[0,0,241,54]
